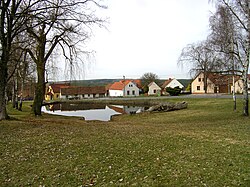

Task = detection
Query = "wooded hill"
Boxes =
[50,79,192,89]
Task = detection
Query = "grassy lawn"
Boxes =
[0,98,250,186]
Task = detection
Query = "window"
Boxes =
[197,86,200,90]
[154,89,156,93]
[198,78,201,82]
[132,90,135,95]
[127,90,130,95]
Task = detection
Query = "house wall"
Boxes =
[45,95,51,101]
[109,90,123,97]
[234,80,243,93]
[109,81,139,97]
[233,79,250,94]
[60,93,106,99]
[124,82,139,96]
[148,82,161,95]
[166,79,184,89]
[45,93,60,101]
[191,73,215,94]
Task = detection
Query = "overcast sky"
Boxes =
[65,0,215,80]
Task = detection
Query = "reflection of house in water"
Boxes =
[109,105,144,114]
[47,103,106,111]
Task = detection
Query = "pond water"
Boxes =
[41,103,146,121]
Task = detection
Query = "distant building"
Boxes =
[162,78,184,90]
[148,82,161,96]
[45,83,70,100]
[108,80,140,97]
[60,86,107,99]
[233,74,250,94]
[191,72,242,94]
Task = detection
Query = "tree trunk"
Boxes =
[32,33,46,116]
[242,34,249,116]
[243,23,250,116]
[242,69,249,116]
[0,78,8,120]
[0,55,9,120]
[32,62,45,116]
[204,71,208,94]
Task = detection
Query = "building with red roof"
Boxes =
[191,72,244,94]
[108,80,140,97]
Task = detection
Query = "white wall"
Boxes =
[109,90,123,97]
[124,82,139,96]
[109,81,139,97]
[148,82,161,95]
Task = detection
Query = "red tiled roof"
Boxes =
[207,73,241,85]
[133,79,142,89]
[50,83,70,93]
[109,80,131,90]
[109,80,141,90]
[162,79,172,88]
[108,105,125,114]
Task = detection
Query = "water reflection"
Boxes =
[41,103,145,121]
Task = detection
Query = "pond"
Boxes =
[41,103,147,121]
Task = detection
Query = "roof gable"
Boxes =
[148,81,161,89]
[109,80,138,90]
[162,79,173,88]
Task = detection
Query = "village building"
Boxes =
[162,78,184,90]
[191,72,242,94]
[233,74,250,94]
[108,80,140,97]
[148,82,161,96]
[45,83,70,101]
[60,86,107,99]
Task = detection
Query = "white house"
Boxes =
[109,80,140,97]
[162,78,184,89]
[148,82,161,95]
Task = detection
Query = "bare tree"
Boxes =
[24,0,106,115]
[209,0,250,116]
[178,41,219,93]
[140,72,159,93]
[0,0,31,120]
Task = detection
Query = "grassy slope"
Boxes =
[0,99,249,186]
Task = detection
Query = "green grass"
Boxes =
[0,98,250,186]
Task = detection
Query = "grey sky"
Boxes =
[67,0,215,80]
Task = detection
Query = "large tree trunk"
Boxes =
[0,74,8,120]
[32,33,46,116]
[32,61,45,116]
[0,54,9,120]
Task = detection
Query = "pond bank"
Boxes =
[43,98,184,107]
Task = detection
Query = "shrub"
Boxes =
[166,86,182,96]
